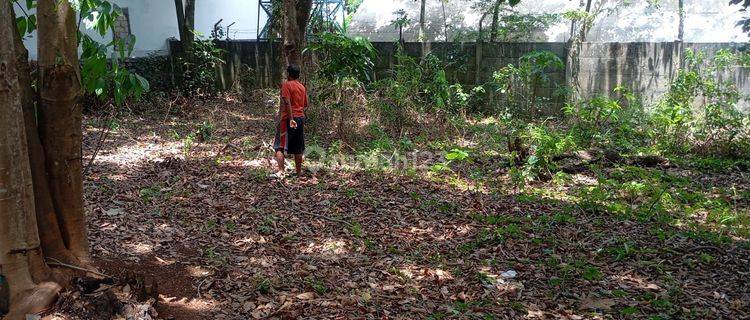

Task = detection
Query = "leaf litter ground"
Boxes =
[82,94,749,319]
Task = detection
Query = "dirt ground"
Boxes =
[81,95,750,319]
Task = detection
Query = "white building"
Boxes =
[18,0,268,58]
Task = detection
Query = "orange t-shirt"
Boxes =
[280,80,308,119]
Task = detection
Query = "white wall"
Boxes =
[17,0,265,59]
[194,0,261,40]
[119,0,181,56]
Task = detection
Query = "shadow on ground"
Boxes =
[82,99,750,319]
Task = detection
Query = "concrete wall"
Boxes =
[199,40,749,113]
[577,42,750,112]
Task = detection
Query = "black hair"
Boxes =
[287,64,301,80]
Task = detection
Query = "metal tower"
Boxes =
[257,0,345,40]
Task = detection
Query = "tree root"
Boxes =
[46,258,111,278]
[2,282,61,320]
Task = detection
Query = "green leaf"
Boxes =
[27,15,36,33]
[135,74,150,92]
[445,149,469,161]
[16,17,27,36]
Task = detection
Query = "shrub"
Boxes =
[490,50,565,118]
[564,86,649,152]
[305,32,376,83]
[653,49,750,157]
[173,38,226,96]
[128,54,172,94]
[369,48,468,137]
[306,76,367,143]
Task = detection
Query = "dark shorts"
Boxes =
[274,117,305,154]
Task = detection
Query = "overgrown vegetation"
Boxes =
[172,36,226,96]
[303,33,750,169]
[6,0,749,319]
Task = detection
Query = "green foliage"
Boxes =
[74,0,150,105]
[553,48,750,158]
[80,35,149,105]
[390,9,411,33]
[491,50,565,118]
[445,148,470,162]
[174,37,225,95]
[653,49,750,156]
[182,133,196,159]
[564,86,648,151]
[373,48,473,116]
[306,75,366,142]
[561,9,589,21]
[509,123,577,187]
[12,0,150,105]
[345,0,365,18]
[14,0,36,38]
[494,13,560,41]
[581,266,602,281]
[730,0,749,35]
[305,32,376,83]
[432,148,472,175]
[253,275,272,294]
[197,121,214,141]
[128,54,173,93]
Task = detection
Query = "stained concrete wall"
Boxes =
[172,40,750,112]
[577,42,750,112]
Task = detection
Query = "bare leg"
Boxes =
[275,150,285,173]
[294,154,303,175]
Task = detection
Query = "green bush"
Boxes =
[564,86,649,152]
[305,32,376,83]
[306,76,367,143]
[653,49,750,157]
[128,54,172,94]
[490,50,565,118]
[174,38,226,96]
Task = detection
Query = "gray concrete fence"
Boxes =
[169,40,750,112]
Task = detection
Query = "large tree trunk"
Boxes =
[281,0,312,75]
[1,3,62,319]
[11,3,79,268]
[37,0,90,262]
[0,9,40,306]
